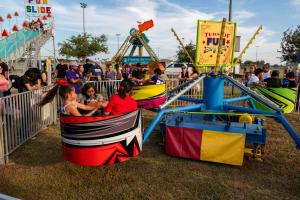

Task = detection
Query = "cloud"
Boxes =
[50,0,215,59]
[234,10,255,22]
[292,0,300,5]
[0,0,282,64]
[236,26,280,64]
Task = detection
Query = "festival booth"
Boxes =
[60,110,142,166]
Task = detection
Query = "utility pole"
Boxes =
[80,3,87,35]
[228,0,232,21]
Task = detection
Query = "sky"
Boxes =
[0,0,300,64]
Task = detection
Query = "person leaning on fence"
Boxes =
[18,68,41,93]
[104,79,137,116]
[78,65,89,83]
[104,63,116,99]
[56,59,68,80]
[66,61,82,94]
[178,64,192,84]
[40,71,48,87]
[0,65,9,98]
[190,66,201,96]
[115,64,123,80]
[83,58,96,77]
[38,80,106,116]
[0,58,8,80]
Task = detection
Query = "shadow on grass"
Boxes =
[9,126,64,167]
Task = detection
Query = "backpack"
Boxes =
[9,75,21,89]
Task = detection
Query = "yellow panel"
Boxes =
[195,20,236,67]
[201,130,245,166]
[132,84,166,101]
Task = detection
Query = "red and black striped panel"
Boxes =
[59,110,142,166]
[60,110,140,142]
[63,137,141,166]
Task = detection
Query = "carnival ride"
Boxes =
[251,86,297,113]
[0,14,54,69]
[60,110,142,166]
[142,19,300,166]
[60,19,299,167]
[132,83,167,109]
[111,20,167,109]
[111,20,159,64]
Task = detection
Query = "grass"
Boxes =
[0,111,299,200]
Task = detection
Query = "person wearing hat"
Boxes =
[66,61,82,94]
[178,64,191,84]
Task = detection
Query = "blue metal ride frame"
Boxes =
[143,75,300,149]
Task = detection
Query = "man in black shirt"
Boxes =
[264,70,282,88]
[56,59,68,79]
[84,58,98,81]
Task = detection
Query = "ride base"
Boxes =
[143,75,300,166]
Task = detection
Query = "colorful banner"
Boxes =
[26,0,52,18]
[195,20,236,67]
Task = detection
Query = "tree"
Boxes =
[176,42,196,63]
[243,60,265,66]
[59,34,108,60]
[281,25,300,64]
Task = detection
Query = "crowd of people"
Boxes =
[38,58,167,117]
[244,64,300,88]
[1,57,300,116]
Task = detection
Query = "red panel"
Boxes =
[166,126,183,157]
[63,142,137,166]
[182,128,202,160]
[166,126,202,160]
[138,20,154,33]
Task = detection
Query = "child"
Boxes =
[150,68,164,84]
[104,79,137,116]
[79,83,108,107]
[39,80,104,116]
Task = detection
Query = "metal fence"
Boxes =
[0,79,299,164]
[0,86,58,164]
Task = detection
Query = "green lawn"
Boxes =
[0,112,299,200]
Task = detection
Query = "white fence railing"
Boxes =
[0,79,299,164]
[0,86,58,164]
